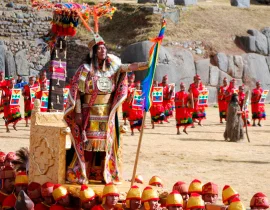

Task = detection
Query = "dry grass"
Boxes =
[76,0,270,55]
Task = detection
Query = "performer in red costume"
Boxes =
[189,75,205,127]
[159,75,174,123]
[251,81,266,127]
[217,77,228,123]
[150,81,165,129]
[2,78,21,133]
[0,166,15,208]
[0,71,7,115]
[23,76,38,127]
[225,79,237,105]
[36,82,49,112]
[122,73,135,125]
[175,83,193,135]
[38,71,48,88]
[238,85,250,126]
[128,81,143,136]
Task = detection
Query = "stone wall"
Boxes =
[0,3,52,80]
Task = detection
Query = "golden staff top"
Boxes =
[30,0,116,36]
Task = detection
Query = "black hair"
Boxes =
[86,44,111,70]
[230,93,238,104]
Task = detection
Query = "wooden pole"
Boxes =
[130,111,147,187]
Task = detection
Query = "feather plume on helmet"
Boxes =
[11,147,29,173]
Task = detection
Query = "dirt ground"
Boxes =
[0,105,270,207]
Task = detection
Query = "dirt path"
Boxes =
[0,105,270,207]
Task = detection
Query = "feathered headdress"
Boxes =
[11,147,29,173]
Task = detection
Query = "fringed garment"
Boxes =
[64,54,127,184]
[175,91,193,128]
[224,103,244,142]
[251,88,266,120]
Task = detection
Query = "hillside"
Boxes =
[76,0,270,56]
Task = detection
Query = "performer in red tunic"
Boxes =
[217,77,228,123]
[159,75,174,122]
[0,71,7,115]
[224,79,237,105]
[251,81,266,127]
[36,82,49,112]
[23,76,38,127]
[238,85,250,126]
[0,152,6,170]
[175,83,193,135]
[128,81,143,136]
[189,75,204,127]
[38,71,48,88]
[150,81,165,129]
[2,78,22,133]
[122,73,135,125]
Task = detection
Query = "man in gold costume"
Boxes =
[64,34,148,184]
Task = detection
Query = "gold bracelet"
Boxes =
[121,64,131,72]
[75,99,81,114]
[137,62,148,70]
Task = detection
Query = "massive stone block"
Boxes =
[195,59,210,85]
[227,55,244,79]
[214,53,228,72]
[15,49,30,76]
[175,0,197,5]
[242,53,270,100]
[231,0,250,7]
[209,66,220,86]
[121,41,196,92]
[247,29,268,55]
[5,51,16,78]
[0,42,5,75]
[261,27,270,55]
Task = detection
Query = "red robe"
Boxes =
[36,91,48,112]
[159,83,173,118]
[0,191,9,208]
[225,84,237,103]
[251,88,266,119]
[2,88,21,125]
[218,85,228,119]
[0,79,7,114]
[238,91,249,123]
[2,193,16,209]
[23,83,39,119]
[122,83,134,119]
[128,88,143,130]
[92,205,121,210]
[175,91,193,128]
[189,82,206,119]
[150,86,165,123]
[36,202,51,210]
[38,78,48,87]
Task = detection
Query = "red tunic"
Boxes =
[23,83,39,119]
[0,191,9,208]
[38,78,48,87]
[159,83,173,118]
[0,79,7,114]
[92,205,121,210]
[225,84,237,103]
[2,193,16,209]
[238,91,249,123]
[175,91,192,128]
[218,85,228,119]
[36,91,48,112]
[189,82,205,119]
[251,88,266,119]
[122,83,134,119]
[2,88,21,126]
[35,202,51,210]
[150,86,165,123]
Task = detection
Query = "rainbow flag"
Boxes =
[141,20,166,112]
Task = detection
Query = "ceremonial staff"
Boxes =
[131,20,166,187]
[243,90,250,143]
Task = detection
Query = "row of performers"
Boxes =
[122,74,208,135]
[0,72,49,133]
[218,78,266,126]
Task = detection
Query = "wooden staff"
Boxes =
[243,90,250,143]
[131,111,147,187]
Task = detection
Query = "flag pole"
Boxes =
[130,111,147,187]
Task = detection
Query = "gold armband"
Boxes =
[121,64,131,72]
[75,99,82,114]
[137,62,148,70]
